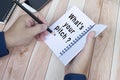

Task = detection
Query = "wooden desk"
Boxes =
[0,0,120,80]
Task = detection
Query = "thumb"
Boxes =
[29,24,47,36]
[83,31,96,53]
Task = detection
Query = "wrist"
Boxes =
[65,67,88,76]
[4,31,13,48]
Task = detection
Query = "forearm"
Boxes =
[0,32,9,57]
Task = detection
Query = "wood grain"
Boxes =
[83,0,103,78]
[67,0,85,10]
[49,0,69,25]
[0,49,12,80]
[46,0,60,24]
[0,0,120,80]
[24,42,52,80]
[89,0,119,80]
[24,0,60,80]
[45,0,69,80]
[110,1,120,80]
[84,0,103,23]
[2,41,36,80]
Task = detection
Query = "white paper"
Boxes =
[45,6,107,65]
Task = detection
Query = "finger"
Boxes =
[25,19,35,27]
[28,24,47,36]
[83,31,96,53]
[43,31,49,35]
[34,13,49,25]
[24,12,48,27]
[37,34,45,41]
[36,31,49,41]
[36,34,44,41]
[22,14,36,27]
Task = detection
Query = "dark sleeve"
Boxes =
[0,32,9,57]
[64,73,87,80]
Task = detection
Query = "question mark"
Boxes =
[66,37,71,43]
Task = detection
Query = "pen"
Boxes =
[13,0,53,33]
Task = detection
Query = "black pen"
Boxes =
[13,0,53,33]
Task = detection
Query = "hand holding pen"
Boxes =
[13,0,53,33]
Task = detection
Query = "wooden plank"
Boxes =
[84,0,103,23]
[45,54,64,80]
[2,41,36,80]
[48,0,68,25]
[88,0,119,80]
[81,0,103,78]
[0,49,12,80]
[45,0,69,80]
[46,0,60,23]
[24,0,59,80]
[45,0,86,80]
[2,2,51,80]
[110,2,120,80]
[67,0,85,10]
[24,42,52,80]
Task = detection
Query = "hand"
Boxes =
[65,31,96,76]
[5,13,48,48]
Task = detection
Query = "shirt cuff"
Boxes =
[0,32,9,57]
[64,73,86,80]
